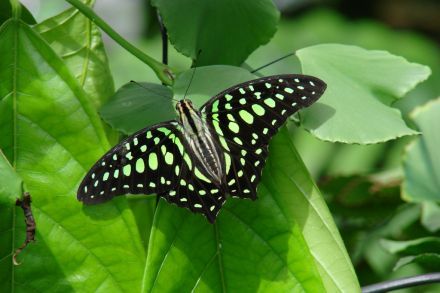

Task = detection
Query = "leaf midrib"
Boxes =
[11,17,19,293]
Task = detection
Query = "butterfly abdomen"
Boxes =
[177,100,226,186]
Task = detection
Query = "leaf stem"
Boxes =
[10,0,21,19]
[65,0,175,85]
[362,273,440,292]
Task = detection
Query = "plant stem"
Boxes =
[362,273,440,293]
[65,0,175,85]
[10,0,21,19]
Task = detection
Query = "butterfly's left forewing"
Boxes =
[202,74,326,199]
[78,121,226,222]
[78,122,184,203]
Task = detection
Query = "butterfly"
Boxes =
[77,74,326,223]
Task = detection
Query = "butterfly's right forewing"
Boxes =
[201,74,326,200]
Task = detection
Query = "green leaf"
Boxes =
[421,201,440,232]
[402,98,440,202]
[393,254,440,271]
[152,0,279,66]
[34,0,115,109]
[100,82,175,135]
[381,237,440,271]
[173,65,257,107]
[0,150,23,292]
[381,237,440,256]
[0,19,145,291]
[247,9,440,111]
[297,44,431,144]
[0,1,36,25]
[101,66,256,135]
[143,128,360,292]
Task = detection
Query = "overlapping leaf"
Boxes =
[402,98,440,202]
[152,0,279,66]
[382,237,440,271]
[35,0,114,109]
[297,44,430,144]
[0,19,144,292]
[143,128,359,292]
[100,82,174,135]
[0,151,23,292]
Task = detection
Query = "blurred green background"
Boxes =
[21,0,440,291]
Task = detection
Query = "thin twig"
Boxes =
[157,10,168,66]
[362,273,440,293]
[65,0,174,85]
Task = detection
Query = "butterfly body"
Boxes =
[176,99,226,186]
[78,74,327,223]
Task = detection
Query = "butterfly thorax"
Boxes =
[176,99,226,186]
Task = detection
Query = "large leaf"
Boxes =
[142,128,360,292]
[100,82,175,135]
[173,65,257,107]
[0,1,36,25]
[152,0,279,66]
[296,44,430,144]
[0,150,23,292]
[0,19,145,291]
[112,66,359,291]
[34,0,114,109]
[402,98,440,202]
[247,9,440,112]
[102,66,257,135]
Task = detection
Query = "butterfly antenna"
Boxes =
[130,80,179,102]
[183,49,202,100]
[250,52,296,73]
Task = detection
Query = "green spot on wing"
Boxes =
[228,122,239,133]
[158,127,172,136]
[239,110,254,124]
[165,152,174,165]
[252,104,265,116]
[212,119,224,136]
[264,98,276,108]
[123,165,131,176]
[184,153,192,170]
[149,153,158,170]
[224,153,231,173]
[195,167,211,183]
[136,158,145,173]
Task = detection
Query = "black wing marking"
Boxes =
[201,74,326,199]
[77,120,226,222]
[159,162,227,223]
[77,121,184,204]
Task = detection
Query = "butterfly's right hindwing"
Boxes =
[77,121,184,204]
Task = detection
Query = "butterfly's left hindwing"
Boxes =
[202,74,326,199]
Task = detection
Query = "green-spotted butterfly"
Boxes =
[77,74,326,223]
